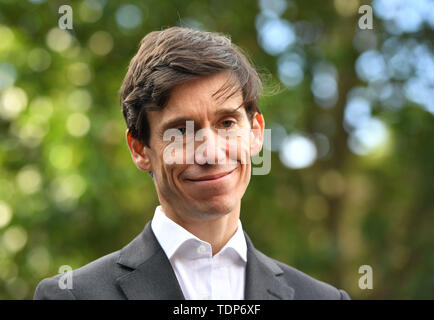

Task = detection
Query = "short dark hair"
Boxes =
[120,26,262,147]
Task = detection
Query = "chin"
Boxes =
[191,197,237,220]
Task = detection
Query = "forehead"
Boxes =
[159,72,244,120]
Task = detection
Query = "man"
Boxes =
[34,27,350,300]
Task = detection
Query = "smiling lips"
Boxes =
[186,168,237,182]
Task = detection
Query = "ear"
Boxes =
[250,112,265,157]
[126,129,152,172]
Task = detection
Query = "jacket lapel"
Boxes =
[244,233,295,300]
[116,222,185,300]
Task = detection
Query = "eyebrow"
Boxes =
[159,104,245,133]
[214,103,244,116]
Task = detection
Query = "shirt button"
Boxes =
[197,244,207,254]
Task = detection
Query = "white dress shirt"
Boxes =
[151,205,247,300]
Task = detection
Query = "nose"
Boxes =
[193,128,233,165]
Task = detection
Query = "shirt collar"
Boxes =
[151,205,247,263]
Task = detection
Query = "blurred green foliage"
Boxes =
[0,0,433,299]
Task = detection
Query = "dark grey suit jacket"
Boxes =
[34,222,350,300]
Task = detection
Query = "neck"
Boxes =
[161,202,241,256]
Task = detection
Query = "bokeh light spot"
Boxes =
[46,28,73,52]
[0,25,15,50]
[66,113,91,137]
[67,63,92,86]
[0,201,13,229]
[3,226,28,253]
[16,165,42,194]
[27,48,51,72]
[67,89,92,111]
[115,4,143,30]
[279,134,317,169]
[79,0,104,23]
[88,31,114,56]
[0,86,28,120]
[258,18,296,56]
[49,145,73,170]
[0,63,17,89]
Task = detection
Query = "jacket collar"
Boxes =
[116,222,185,299]
[243,232,295,300]
[116,222,295,300]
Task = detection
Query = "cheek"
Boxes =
[149,145,173,185]
[160,145,186,184]
[219,128,251,165]
[238,131,253,185]
[149,140,188,195]
[161,162,188,193]
[162,140,186,165]
[236,129,252,165]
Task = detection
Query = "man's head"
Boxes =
[120,27,265,223]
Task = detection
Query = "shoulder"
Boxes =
[257,250,350,300]
[34,250,127,300]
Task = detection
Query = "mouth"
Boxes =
[185,168,237,183]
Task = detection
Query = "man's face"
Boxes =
[128,72,264,223]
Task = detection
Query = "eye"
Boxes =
[221,120,235,128]
[176,127,187,135]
